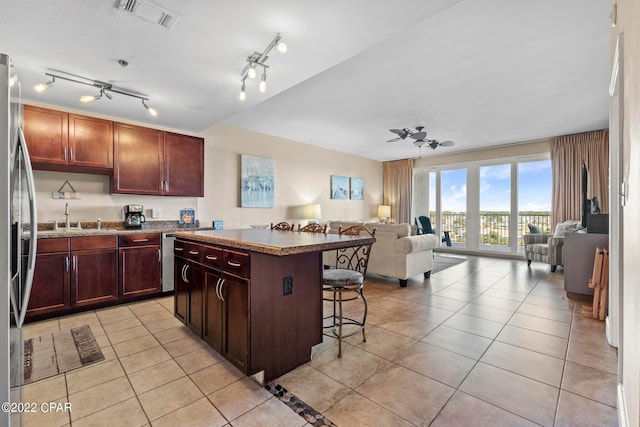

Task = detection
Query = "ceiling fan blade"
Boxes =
[387,137,402,142]
[439,140,455,147]
[389,129,405,135]
[411,131,427,140]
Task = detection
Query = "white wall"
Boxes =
[28,103,383,228]
[198,124,382,229]
[611,0,640,425]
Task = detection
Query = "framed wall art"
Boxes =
[241,154,275,208]
[350,177,364,200]
[330,175,349,199]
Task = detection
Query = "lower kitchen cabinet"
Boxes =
[119,234,162,299]
[174,253,203,337]
[203,269,223,352]
[219,273,249,371]
[71,236,118,307]
[26,238,71,317]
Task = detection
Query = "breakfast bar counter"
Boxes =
[172,229,375,382]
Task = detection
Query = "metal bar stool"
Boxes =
[322,224,375,357]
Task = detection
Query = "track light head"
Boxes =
[239,80,247,101]
[276,40,287,54]
[34,77,55,93]
[142,99,158,117]
[259,71,267,93]
[247,63,257,79]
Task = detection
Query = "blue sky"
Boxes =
[434,160,551,212]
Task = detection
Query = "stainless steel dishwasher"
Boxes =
[162,232,175,292]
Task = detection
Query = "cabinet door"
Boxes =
[174,257,189,323]
[113,123,164,195]
[203,268,223,352]
[26,252,71,317]
[23,105,68,165]
[68,114,113,169]
[221,274,249,372]
[185,262,203,337]
[71,248,118,307]
[164,133,204,196]
[119,246,161,299]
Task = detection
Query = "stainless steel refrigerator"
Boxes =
[1,53,38,427]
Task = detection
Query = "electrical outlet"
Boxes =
[283,276,293,295]
[152,208,160,218]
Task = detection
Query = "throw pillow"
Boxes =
[553,220,582,238]
[528,224,541,234]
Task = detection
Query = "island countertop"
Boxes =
[173,228,375,256]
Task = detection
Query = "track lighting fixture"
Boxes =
[239,80,247,101]
[239,33,286,100]
[142,99,158,117]
[259,70,267,93]
[33,77,55,92]
[34,70,158,117]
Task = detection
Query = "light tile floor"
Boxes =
[20,255,618,426]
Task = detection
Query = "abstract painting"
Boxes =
[241,155,275,208]
[330,175,349,200]
[350,177,364,200]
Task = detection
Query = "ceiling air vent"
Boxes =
[117,0,180,31]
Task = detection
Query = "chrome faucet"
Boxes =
[65,203,70,229]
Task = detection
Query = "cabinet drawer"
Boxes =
[119,233,161,247]
[70,235,117,250]
[174,240,201,261]
[223,250,249,278]
[200,245,223,269]
[37,238,69,254]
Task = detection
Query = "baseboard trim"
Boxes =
[617,382,630,427]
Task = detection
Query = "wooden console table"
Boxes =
[564,231,608,296]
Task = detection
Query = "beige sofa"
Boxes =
[323,221,440,287]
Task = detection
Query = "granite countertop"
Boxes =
[173,229,376,256]
[34,220,213,239]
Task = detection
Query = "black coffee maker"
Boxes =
[124,204,146,229]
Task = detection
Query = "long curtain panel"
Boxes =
[383,159,413,224]
[550,129,609,227]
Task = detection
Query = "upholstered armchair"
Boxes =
[523,233,564,272]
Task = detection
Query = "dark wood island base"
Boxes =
[173,228,374,383]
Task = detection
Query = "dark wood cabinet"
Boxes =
[23,105,68,166]
[220,273,249,371]
[119,234,162,299]
[203,269,223,352]
[68,113,113,169]
[174,257,189,324]
[164,133,204,196]
[71,236,118,307]
[26,238,71,318]
[174,240,203,336]
[113,123,164,195]
[23,106,113,173]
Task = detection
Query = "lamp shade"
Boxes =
[305,203,322,220]
[378,205,391,218]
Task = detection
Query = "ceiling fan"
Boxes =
[387,126,455,150]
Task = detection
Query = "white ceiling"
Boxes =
[1,0,611,161]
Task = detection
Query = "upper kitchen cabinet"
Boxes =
[113,124,204,196]
[23,106,113,173]
[68,113,113,170]
[23,105,68,166]
[164,132,204,196]
[113,123,164,195]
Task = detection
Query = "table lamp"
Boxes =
[378,205,391,224]
[305,203,322,224]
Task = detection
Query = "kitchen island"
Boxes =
[172,228,375,382]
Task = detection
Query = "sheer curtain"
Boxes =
[383,159,413,224]
[550,129,609,227]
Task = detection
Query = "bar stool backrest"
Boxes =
[298,223,327,233]
[335,225,376,276]
[270,221,294,231]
